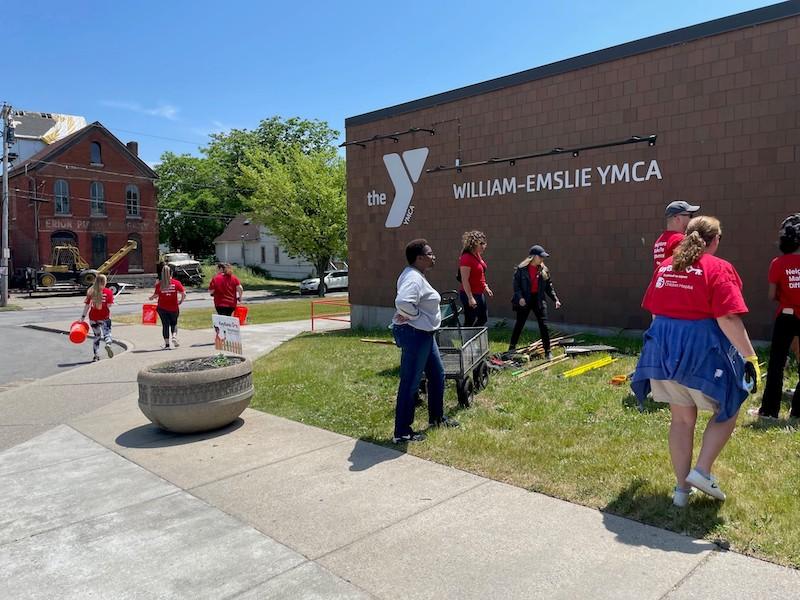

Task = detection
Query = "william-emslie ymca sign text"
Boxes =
[452,159,662,199]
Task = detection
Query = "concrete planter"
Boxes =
[138,356,254,434]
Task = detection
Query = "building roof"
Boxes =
[345,1,800,127]
[214,214,261,243]
[8,121,157,179]
[10,110,86,140]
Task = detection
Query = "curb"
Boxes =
[23,324,131,352]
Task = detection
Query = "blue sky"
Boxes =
[5,0,780,165]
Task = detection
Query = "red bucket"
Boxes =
[233,305,248,325]
[68,320,90,344]
[142,303,158,325]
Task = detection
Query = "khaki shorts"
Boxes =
[650,379,719,412]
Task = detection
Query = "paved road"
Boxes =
[0,289,346,391]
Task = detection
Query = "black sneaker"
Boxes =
[392,431,427,443]
[429,416,460,428]
[92,355,100,362]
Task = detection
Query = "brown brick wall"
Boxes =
[345,15,800,339]
[10,128,158,274]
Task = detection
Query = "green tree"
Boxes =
[239,146,346,296]
[155,152,234,258]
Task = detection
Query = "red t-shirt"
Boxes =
[527,263,540,293]
[459,252,486,294]
[768,254,800,315]
[84,288,114,321]
[652,231,684,271]
[209,273,241,308]
[154,278,185,312]
[643,253,748,320]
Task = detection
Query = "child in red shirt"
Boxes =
[80,274,115,362]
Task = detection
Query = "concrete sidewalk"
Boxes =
[1,321,797,598]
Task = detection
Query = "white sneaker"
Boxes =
[172,336,180,348]
[162,342,171,350]
[673,487,692,508]
[686,469,726,501]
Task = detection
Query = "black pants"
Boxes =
[157,308,179,340]
[759,312,800,418]
[459,291,488,327]
[216,306,235,316]
[509,298,549,352]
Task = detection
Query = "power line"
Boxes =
[12,188,238,220]
[106,127,207,146]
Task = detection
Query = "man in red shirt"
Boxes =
[208,263,243,316]
[652,200,699,271]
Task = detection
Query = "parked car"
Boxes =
[300,270,348,294]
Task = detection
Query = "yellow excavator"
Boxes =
[35,240,138,290]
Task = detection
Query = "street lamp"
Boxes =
[240,233,247,267]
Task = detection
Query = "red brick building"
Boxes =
[8,122,158,276]
[344,3,800,339]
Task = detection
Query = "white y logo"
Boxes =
[383,148,429,228]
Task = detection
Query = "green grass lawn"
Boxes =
[200,265,301,294]
[116,297,349,329]
[0,304,22,311]
[250,326,800,568]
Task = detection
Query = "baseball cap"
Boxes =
[528,245,549,257]
[665,200,700,217]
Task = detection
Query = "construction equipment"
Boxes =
[34,240,137,290]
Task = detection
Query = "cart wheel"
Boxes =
[456,377,474,407]
[473,361,490,391]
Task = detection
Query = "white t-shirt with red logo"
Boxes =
[768,254,800,315]
[643,253,748,320]
[652,230,685,271]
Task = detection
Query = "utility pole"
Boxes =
[1,103,11,308]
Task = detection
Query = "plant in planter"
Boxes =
[138,355,254,434]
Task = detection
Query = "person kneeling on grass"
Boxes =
[391,239,460,444]
[631,216,759,507]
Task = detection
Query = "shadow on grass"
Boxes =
[601,478,723,553]
[742,416,799,431]
[621,393,667,414]
[347,438,406,471]
[115,418,244,448]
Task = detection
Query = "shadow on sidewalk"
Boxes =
[601,478,722,554]
[348,438,405,471]
[115,418,244,448]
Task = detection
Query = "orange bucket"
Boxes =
[142,303,158,325]
[69,320,90,344]
[233,305,248,325]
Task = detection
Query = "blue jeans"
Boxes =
[392,324,445,437]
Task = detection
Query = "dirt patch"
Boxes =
[151,355,246,373]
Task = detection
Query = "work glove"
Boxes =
[743,355,760,394]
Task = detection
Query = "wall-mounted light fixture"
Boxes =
[426,134,657,173]
[340,127,435,148]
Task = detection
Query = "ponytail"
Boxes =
[90,274,107,308]
[160,265,172,289]
[672,215,720,272]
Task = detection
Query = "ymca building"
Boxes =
[344,2,800,339]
